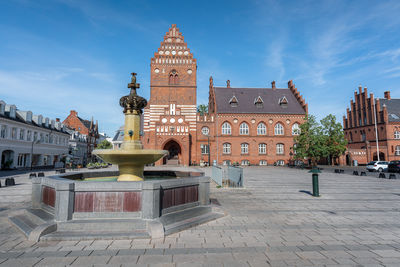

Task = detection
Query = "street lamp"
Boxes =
[30,140,40,170]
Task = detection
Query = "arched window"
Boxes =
[257,122,267,135]
[223,143,231,154]
[395,131,400,139]
[292,123,300,135]
[276,143,284,155]
[259,143,267,154]
[221,122,231,135]
[169,70,178,85]
[274,123,284,135]
[241,143,249,154]
[239,122,249,135]
[396,145,400,156]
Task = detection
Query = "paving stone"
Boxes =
[71,255,111,266]
[0,257,42,267]
[67,250,93,257]
[137,254,173,264]
[108,255,139,264]
[371,249,400,258]
[35,256,77,267]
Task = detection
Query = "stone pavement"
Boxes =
[1,166,400,266]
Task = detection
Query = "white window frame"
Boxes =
[241,143,249,154]
[274,123,284,135]
[200,144,209,155]
[201,127,209,136]
[396,146,400,156]
[221,122,231,135]
[239,122,249,135]
[259,160,267,166]
[276,143,284,155]
[223,143,231,154]
[257,122,267,135]
[241,160,250,166]
[292,123,300,135]
[1,125,7,138]
[259,143,266,154]
[395,131,400,139]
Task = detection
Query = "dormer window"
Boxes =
[279,96,288,108]
[254,96,263,108]
[229,95,238,107]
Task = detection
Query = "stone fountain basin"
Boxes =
[9,169,224,241]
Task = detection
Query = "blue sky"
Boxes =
[1,0,400,136]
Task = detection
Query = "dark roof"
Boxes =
[379,98,400,122]
[78,117,91,129]
[112,126,124,142]
[214,87,306,114]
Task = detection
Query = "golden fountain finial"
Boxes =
[119,73,147,114]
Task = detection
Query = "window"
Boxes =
[395,131,400,139]
[1,125,7,138]
[201,127,209,136]
[221,122,231,135]
[27,130,32,141]
[40,133,44,142]
[239,122,249,135]
[45,134,49,143]
[241,160,250,166]
[200,144,209,155]
[292,123,300,135]
[223,143,231,154]
[259,160,267,166]
[241,143,249,154]
[34,132,38,141]
[396,146,400,156]
[19,129,24,140]
[169,69,178,85]
[257,122,266,135]
[223,160,231,166]
[11,127,17,139]
[229,95,238,107]
[259,143,267,154]
[276,160,285,166]
[274,123,284,135]
[276,143,284,155]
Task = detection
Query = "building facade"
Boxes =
[0,100,69,170]
[65,127,88,166]
[142,25,308,166]
[62,110,99,162]
[343,86,400,165]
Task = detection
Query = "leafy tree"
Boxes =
[197,104,208,116]
[320,114,347,165]
[294,114,327,166]
[97,139,112,149]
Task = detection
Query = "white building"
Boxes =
[0,100,69,170]
[111,126,124,149]
[65,128,88,166]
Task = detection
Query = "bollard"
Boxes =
[389,174,396,179]
[379,173,386,178]
[29,173,37,178]
[309,168,321,197]
[5,178,15,186]
[38,172,45,177]
[353,171,359,175]
[360,171,366,176]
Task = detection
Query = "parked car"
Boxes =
[366,161,389,172]
[388,160,400,173]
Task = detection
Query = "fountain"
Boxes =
[8,72,223,241]
[93,73,168,181]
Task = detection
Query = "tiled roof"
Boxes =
[380,98,400,122]
[214,87,306,114]
[78,117,91,129]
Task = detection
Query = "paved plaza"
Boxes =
[1,166,400,266]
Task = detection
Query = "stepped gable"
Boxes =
[213,80,307,114]
[151,24,196,65]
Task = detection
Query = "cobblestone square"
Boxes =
[1,166,400,266]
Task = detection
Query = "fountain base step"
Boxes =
[41,230,150,241]
[8,208,56,242]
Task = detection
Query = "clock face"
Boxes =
[170,118,175,123]
[171,50,176,55]
[202,127,209,135]
[162,118,167,123]
[187,69,192,74]
[178,118,183,123]
[154,68,160,73]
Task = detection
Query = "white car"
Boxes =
[366,161,389,172]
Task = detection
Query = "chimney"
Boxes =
[271,81,276,89]
[56,118,60,122]
[70,110,77,116]
[384,91,391,100]
[226,80,230,88]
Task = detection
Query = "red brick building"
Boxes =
[63,110,99,160]
[343,86,400,165]
[143,25,308,166]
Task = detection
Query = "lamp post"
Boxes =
[30,140,40,170]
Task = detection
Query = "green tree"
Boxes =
[320,114,347,165]
[294,114,327,166]
[197,104,208,116]
[97,139,112,149]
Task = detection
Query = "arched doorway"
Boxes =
[346,154,351,166]
[373,152,385,161]
[163,140,181,165]
[1,150,14,169]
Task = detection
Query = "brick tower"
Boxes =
[143,24,197,166]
